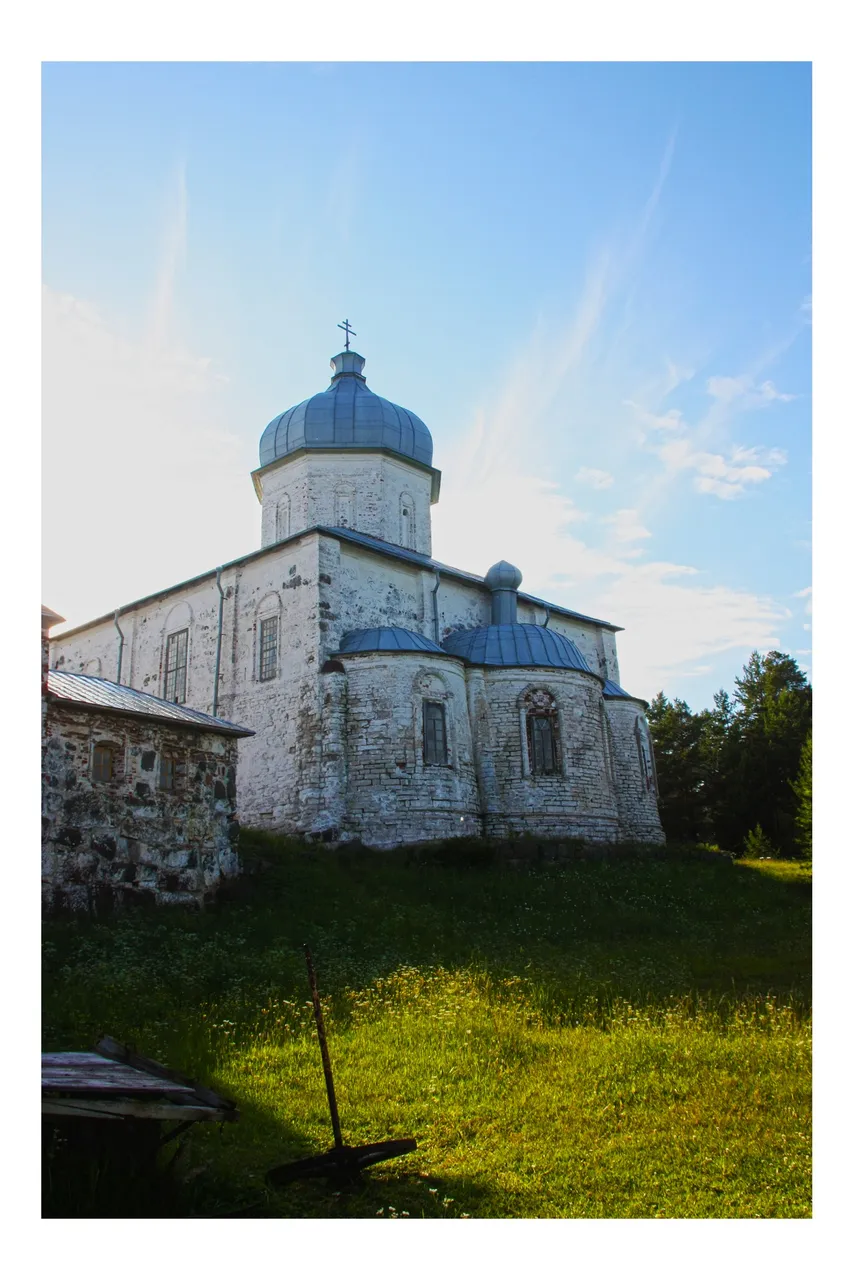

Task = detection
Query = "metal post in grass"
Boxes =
[266,944,417,1188]
[303,943,344,1150]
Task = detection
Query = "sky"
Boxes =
[41,61,812,707]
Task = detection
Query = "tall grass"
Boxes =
[42,835,811,1218]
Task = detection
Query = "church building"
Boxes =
[50,335,664,848]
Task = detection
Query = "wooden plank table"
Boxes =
[42,1038,238,1127]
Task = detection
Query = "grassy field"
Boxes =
[42,836,811,1218]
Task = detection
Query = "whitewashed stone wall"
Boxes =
[50,528,657,847]
[468,667,620,842]
[256,452,436,555]
[604,700,665,843]
[336,652,480,846]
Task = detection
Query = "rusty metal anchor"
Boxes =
[266,945,417,1187]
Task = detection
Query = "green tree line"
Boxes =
[646,651,812,858]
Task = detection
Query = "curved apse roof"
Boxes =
[259,350,433,470]
[337,627,445,656]
[441,624,594,672]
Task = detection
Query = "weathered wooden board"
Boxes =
[42,1044,239,1127]
[43,1098,221,1122]
[42,1055,196,1095]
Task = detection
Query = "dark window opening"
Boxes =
[164,629,188,704]
[259,616,278,681]
[423,700,448,765]
[159,754,186,791]
[527,714,559,775]
[92,743,116,782]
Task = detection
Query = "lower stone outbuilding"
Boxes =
[42,668,254,913]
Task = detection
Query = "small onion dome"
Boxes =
[603,678,646,703]
[336,627,445,656]
[484,560,523,592]
[441,623,593,671]
[259,350,433,469]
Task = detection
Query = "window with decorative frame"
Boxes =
[164,628,188,704]
[422,700,448,766]
[522,689,561,776]
[259,615,279,682]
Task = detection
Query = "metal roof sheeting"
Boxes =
[441,624,594,672]
[602,678,646,704]
[325,527,622,632]
[337,627,445,655]
[259,351,433,469]
[46,671,254,737]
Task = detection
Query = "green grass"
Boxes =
[42,835,811,1218]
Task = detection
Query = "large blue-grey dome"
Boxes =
[259,351,434,469]
[441,624,594,672]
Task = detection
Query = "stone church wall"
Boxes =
[338,652,480,845]
[42,702,241,912]
[604,700,665,843]
[468,667,620,842]
[258,452,435,555]
[49,528,647,847]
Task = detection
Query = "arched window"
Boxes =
[276,494,291,542]
[423,700,448,765]
[400,493,415,549]
[521,689,561,776]
[334,483,356,529]
[254,592,282,683]
[164,629,188,704]
[635,715,657,794]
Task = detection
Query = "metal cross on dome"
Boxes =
[337,318,357,351]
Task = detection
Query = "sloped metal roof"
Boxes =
[46,671,254,737]
[602,678,647,704]
[325,527,621,631]
[50,526,622,644]
[337,627,446,656]
[441,624,595,673]
[259,351,433,469]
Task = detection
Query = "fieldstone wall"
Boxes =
[604,699,666,844]
[42,703,241,913]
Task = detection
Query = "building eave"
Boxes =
[50,524,623,643]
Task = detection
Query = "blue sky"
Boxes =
[42,61,811,706]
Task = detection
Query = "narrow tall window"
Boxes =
[160,754,186,791]
[528,714,558,775]
[164,629,188,704]
[400,494,415,548]
[259,616,278,682]
[276,494,291,541]
[92,743,115,782]
[423,700,448,765]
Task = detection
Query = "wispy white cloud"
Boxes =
[656,438,787,499]
[623,400,684,432]
[575,466,614,489]
[706,373,797,406]
[43,286,256,629]
[148,160,188,351]
[603,508,652,544]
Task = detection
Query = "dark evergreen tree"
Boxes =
[791,733,812,860]
[646,693,705,840]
